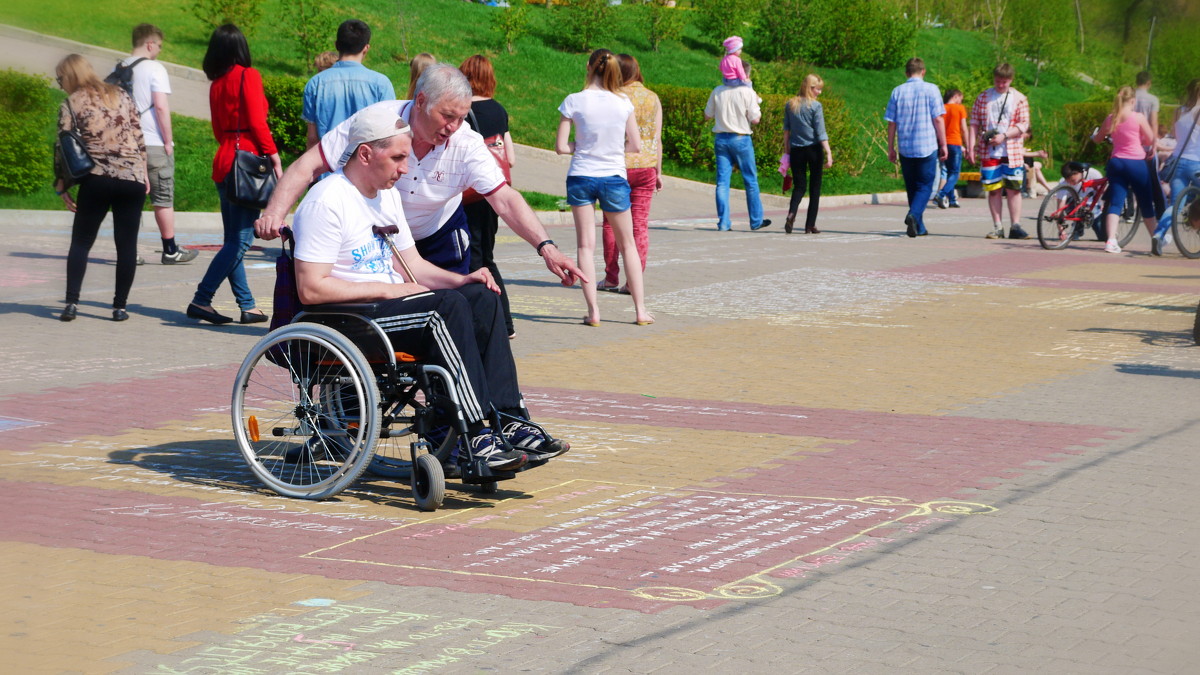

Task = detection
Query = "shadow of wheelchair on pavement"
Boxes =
[107,439,523,513]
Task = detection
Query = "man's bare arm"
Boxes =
[295,260,425,305]
[254,145,329,240]
[486,185,587,286]
[152,91,172,153]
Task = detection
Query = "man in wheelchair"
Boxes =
[290,106,568,472]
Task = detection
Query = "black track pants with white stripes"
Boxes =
[364,284,520,424]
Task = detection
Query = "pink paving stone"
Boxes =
[882,249,1200,294]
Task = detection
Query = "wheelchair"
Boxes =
[230,259,558,511]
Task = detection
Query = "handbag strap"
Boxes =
[64,97,81,132]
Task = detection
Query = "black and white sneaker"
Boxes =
[468,432,527,470]
[502,421,570,460]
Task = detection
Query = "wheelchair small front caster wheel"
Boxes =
[411,452,445,511]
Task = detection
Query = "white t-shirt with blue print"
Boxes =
[292,171,416,284]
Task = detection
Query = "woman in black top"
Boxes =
[460,55,517,337]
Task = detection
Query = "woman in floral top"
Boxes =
[599,54,662,294]
[54,54,147,323]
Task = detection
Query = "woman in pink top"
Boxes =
[1093,86,1159,253]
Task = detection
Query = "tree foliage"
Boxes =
[0,70,56,195]
[552,0,615,54]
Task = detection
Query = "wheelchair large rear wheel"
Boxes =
[1172,186,1200,259]
[232,323,379,499]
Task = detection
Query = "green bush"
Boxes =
[756,0,915,70]
[1061,102,1110,166]
[0,69,57,195]
[282,0,337,74]
[263,75,306,158]
[642,2,688,52]
[692,0,765,45]
[553,0,615,54]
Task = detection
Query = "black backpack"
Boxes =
[105,58,151,113]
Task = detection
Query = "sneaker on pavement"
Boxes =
[935,195,948,209]
[1104,240,1122,253]
[1151,235,1163,257]
[162,247,199,264]
[1008,224,1030,240]
[904,213,917,238]
[502,421,570,459]
[949,201,961,208]
[985,225,1004,239]
[468,431,527,471]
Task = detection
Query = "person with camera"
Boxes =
[967,63,1031,240]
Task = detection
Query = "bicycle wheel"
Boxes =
[1116,192,1142,247]
[232,323,380,499]
[1171,186,1200,259]
[1037,185,1081,250]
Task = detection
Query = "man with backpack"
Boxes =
[111,24,196,264]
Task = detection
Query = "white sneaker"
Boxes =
[1104,240,1122,253]
[1164,230,1174,247]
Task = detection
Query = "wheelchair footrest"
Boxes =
[459,459,517,484]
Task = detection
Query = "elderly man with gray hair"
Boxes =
[257,63,585,287]
[290,105,570,472]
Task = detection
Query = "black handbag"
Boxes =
[223,70,276,210]
[56,100,95,181]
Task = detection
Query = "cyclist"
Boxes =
[1092,86,1160,254]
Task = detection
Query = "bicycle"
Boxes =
[1036,176,1142,250]
[1168,169,1200,258]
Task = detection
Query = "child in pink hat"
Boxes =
[720,36,750,87]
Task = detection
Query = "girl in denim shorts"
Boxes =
[555,49,653,326]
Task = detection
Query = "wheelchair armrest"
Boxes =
[303,303,382,314]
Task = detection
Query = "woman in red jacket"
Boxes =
[187,24,281,325]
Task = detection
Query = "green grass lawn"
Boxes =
[0,0,1110,207]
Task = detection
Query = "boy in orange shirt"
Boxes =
[936,89,968,208]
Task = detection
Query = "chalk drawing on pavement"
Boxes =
[301,481,996,607]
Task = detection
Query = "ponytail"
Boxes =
[1112,86,1135,125]
[586,49,623,94]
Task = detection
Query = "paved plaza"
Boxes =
[2,24,1197,674]
[1,192,1198,673]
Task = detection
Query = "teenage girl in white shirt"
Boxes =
[556,49,652,326]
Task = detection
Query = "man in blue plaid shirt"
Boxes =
[885,58,947,238]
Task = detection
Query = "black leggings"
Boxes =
[65,174,146,308]
[464,199,514,335]
[788,144,824,230]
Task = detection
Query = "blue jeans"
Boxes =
[899,151,938,234]
[714,133,764,230]
[192,181,258,310]
[1155,157,1200,237]
[937,145,963,203]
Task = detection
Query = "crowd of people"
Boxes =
[51,21,1200,329]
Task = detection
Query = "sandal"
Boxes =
[596,283,620,293]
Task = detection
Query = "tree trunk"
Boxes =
[1074,0,1085,53]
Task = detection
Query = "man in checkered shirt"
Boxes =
[885,58,947,238]
[967,63,1031,240]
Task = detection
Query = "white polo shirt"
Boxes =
[318,100,506,241]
